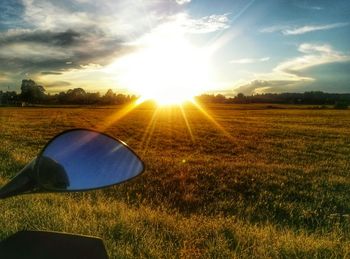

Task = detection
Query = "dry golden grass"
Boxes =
[0,103,350,258]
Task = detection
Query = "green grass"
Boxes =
[1,103,350,258]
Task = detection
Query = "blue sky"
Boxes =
[0,0,349,95]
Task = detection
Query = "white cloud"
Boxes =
[260,25,289,33]
[175,0,191,5]
[275,43,350,73]
[298,43,333,54]
[21,0,181,37]
[20,0,229,42]
[282,23,349,35]
[261,23,348,35]
[22,0,92,31]
[252,86,271,94]
[233,43,350,94]
[177,13,230,34]
[230,57,270,64]
[139,12,230,36]
[309,6,323,10]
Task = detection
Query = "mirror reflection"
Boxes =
[37,130,144,191]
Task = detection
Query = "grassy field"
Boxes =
[0,103,350,258]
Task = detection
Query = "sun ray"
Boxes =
[139,107,160,154]
[179,104,195,143]
[191,100,235,142]
[96,98,142,132]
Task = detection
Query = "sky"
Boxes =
[0,0,349,96]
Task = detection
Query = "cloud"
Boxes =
[0,28,134,76]
[0,29,82,46]
[307,6,323,11]
[282,23,349,35]
[176,13,230,34]
[260,23,348,35]
[175,0,191,5]
[133,12,230,39]
[21,0,183,36]
[22,0,92,31]
[260,25,290,33]
[234,79,305,95]
[230,57,270,64]
[275,43,350,74]
[1,0,156,86]
[298,43,333,54]
[234,43,350,94]
[41,71,63,75]
[44,81,71,88]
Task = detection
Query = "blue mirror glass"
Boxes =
[36,130,144,191]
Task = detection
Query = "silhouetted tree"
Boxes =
[20,79,45,103]
[115,93,127,104]
[235,93,247,103]
[0,91,18,105]
[195,92,350,105]
[215,94,226,103]
[57,91,67,104]
[102,89,115,104]
[66,88,87,104]
[86,92,100,104]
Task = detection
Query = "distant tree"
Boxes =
[234,93,247,103]
[115,93,127,104]
[215,94,226,103]
[0,91,18,105]
[334,101,348,109]
[57,91,67,104]
[236,93,245,99]
[20,79,46,103]
[102,89,115,104]
[66,88,87,104]
[86,92,100,104]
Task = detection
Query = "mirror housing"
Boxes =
[0,129,145,199]
[0,159,38,199]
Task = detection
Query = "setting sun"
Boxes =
[112,26,213,105]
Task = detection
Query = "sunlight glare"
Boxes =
[113,27,213,105]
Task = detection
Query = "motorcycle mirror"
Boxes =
[0,129,145,198]
[36,129,144,191]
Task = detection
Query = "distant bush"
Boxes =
[266,105,282,109]
[309,105,328,109]
[334,101,348,109]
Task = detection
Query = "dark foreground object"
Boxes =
[0,230,108,259]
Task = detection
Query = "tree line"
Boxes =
[0,79,137,105]
[0,79,349,108]
[195,92,350,108]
